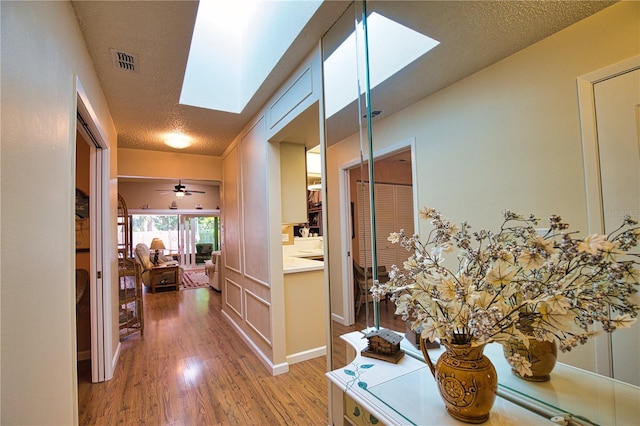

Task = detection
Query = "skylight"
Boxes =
[324,12,440,118]
[180,0,322,114]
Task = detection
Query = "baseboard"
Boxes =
[221,310,290,376]
[77,350,91,361]
[111,341,121,380]
[286,346,326,365]
[331,312,348,325]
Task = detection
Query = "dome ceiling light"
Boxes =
[164,132,192,149]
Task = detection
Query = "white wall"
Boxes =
[326,1,639,372]
[1,2,118,424]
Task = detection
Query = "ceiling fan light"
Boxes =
[164,133,192,149]
[175,191,185,198]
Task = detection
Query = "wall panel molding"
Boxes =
[244,289,272,346]
[224,278,243,319]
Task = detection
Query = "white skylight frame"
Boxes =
[180,0,322,114]
[324,12,440,118]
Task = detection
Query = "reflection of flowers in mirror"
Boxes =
[372,207,640,378]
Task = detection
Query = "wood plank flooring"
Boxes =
[77,288,328,425]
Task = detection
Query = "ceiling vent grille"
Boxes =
[110,49,139,72]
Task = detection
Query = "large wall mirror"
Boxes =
[321,0,639,393]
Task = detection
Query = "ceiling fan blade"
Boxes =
[187,190,206,194]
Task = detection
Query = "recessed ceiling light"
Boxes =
[164,133,192,149]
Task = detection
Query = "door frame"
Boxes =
[75,77,113,382]
[338,137,417,326]
[577,55,640,378]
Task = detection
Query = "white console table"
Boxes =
[328,331,640,426]
[327,331,553,425]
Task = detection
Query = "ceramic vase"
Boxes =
[421,339,498,424]
[503,336,557,382]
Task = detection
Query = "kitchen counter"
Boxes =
[283,255,324,274]
[283,236,324,265]
[285,248,324,258]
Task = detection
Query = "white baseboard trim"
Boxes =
[111,342,121,377]
[77,350,91,361]
[286,346,326,365]
[221,309,290,376]
[331,312,348,326]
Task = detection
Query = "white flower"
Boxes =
[542,294,571,314]
[518,250,545,271]
[612,314,637,329]
[577,233,607,255]
[600,240,623,261]
[388,232,401,244]
[436,278,456,301]
[506,353,533,378]
[486,260,517,287]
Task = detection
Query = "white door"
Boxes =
[593,67,640,386]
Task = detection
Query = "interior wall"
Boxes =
[118,148,222,182]
[221,118,276,367]
[1,1,118,424]
[219,46,324,374]
[326,1,639,372]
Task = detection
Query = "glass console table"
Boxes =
[328,331,640,426]
[482,343,639,426]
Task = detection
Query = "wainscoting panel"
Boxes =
[224,278,243,319]
[222,145,242,273]
[240,117,270,285]
[244,289,272,347]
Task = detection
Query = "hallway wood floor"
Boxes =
[78,288,328,425]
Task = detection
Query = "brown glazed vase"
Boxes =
[421,339,498,424]
[503,336,558,382]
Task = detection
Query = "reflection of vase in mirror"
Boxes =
[299,227,309,238]
[503,337,558,382]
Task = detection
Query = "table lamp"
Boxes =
[150,238,166,265]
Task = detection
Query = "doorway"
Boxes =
[578,56,640,385]
[341,142,417,328]
[76,80,112,384]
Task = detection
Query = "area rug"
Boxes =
[181,269,209,290]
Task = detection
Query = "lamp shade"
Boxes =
[150,238,166,250]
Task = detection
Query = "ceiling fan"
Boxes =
[156,180,205,197]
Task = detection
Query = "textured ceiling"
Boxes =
[71,0,616,157]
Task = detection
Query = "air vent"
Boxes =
[110,49,139,72]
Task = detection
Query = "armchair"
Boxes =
[195,243,213,264]
[204,251,222,291]
[134,243,183,288]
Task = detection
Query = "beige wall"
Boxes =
[326,1,639,372]
[1,1,118,424]
[284,270,326,360]
[118,148,222,182]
